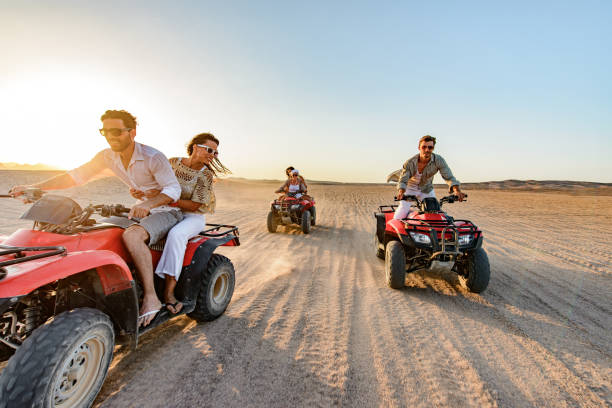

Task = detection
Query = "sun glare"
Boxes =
[1,69,149,170]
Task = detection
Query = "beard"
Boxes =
[107,138,131,152]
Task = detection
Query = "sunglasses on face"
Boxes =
[421,145,434,151]
[196,144,218,156]
[99,128,131,137]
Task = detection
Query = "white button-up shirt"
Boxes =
[69,142,181,202]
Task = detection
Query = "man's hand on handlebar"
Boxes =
[452,186,466,202]
[128,202,152,219]
[396,188,406,200]
[8,185,44,203]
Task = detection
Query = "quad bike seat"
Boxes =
[422,197,441,213]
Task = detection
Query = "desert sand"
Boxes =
[0,171,610,407]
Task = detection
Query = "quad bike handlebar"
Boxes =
[2,187,45,202]
[394,194,468,206]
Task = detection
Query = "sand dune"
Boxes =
[0,171,610,407]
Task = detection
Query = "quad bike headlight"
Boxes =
[458,234,474,246]
[290,204,301,211]
[273,204,280,210]
[409,232,431,244]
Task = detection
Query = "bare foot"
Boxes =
[139,296,163,327]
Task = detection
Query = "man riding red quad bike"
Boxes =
[267,193,316,234]
[374,193,490,292]
[0,192,239,407]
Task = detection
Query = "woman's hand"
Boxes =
[129,188,161,200]
[144,189,161,199]
[129,188,145,200]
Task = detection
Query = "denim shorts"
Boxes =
[139,209,184,245]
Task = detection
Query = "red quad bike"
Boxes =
[0,192,240,407]
[267,193,316,234]
[374,194,490,292]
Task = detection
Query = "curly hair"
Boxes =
[186,133,231,176]
[100,110,138,129]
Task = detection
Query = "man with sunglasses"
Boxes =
[9,109,181,327]
[393,135,465,220]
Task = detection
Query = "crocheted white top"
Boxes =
[169,157,215,214]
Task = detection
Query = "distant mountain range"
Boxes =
[0,162,62,171]
[225,177,611,189]
[2,167,610,193]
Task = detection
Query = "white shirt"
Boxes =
[405,171,422,191]
[69,142,181,202]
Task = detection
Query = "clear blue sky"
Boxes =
[1,0,610,182]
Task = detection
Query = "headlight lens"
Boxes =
[290,204,300,210]
[458,234,474,245]
[273,204,280,210]
[409,232,431,244]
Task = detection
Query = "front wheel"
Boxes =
[0,308,115,408]
[267,211,278,233]
[301,210,311,234]
[189,254,236,322]
[385,240,406,289]
[458,248,490,293]
[309,207,316,226]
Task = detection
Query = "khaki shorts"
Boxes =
[138,209,183,245]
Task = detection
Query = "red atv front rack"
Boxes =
[0,245,67,280]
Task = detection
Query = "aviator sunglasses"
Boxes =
[99,128,132,137]
[196,144,219,156]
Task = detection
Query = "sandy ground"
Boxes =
[0,172,610,407]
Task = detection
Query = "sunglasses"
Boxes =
[421,145,434,150]
[99,128,131,137]
[196,144,218,156]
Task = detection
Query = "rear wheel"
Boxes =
[309,207,316,226]
[458,248,490,293]
[267,211,278,233]
[0,308,114,408]
[385,241,406,289]
[374,234,385,260]
[301,210,311,234]
[189,254,235,322]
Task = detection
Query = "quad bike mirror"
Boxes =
[20,194,82,225]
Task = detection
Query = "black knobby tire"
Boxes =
[309,207,316,226]
[301,210,311,234]
[0,308,114,408]
[188,254,236,322]
[460,247,491,293]
[267,211,278,233]
[374,234,385,260]
[385,240,406,289]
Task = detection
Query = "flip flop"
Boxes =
[138,306,163,327]
[166,301,183,314]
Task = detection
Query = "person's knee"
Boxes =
[123,226,149,246]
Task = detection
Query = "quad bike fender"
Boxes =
[0,250,133,298]
[464,234,484,252]
[385,219,415,248]
[175,235,236,306]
